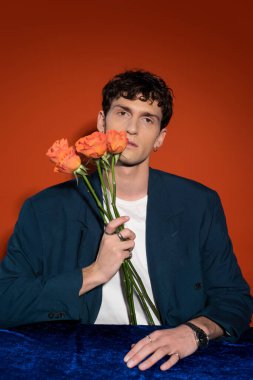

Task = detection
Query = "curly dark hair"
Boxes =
[102,70,174,130]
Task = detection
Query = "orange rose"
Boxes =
[75,131,107,158]
[106,130,128,154]
[54,146,81,174]
[46,139,69,163]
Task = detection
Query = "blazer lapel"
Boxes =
[146,169,184,323]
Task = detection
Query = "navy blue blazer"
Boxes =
[0,168,252,339]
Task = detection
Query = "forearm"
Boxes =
[79,263,104,295]
[0,268,84,328]
[79,218,135,296]
[197,191,252,340]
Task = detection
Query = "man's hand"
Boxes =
[124,317,224,371]
[124,324,198,371]
[79,216,135,295]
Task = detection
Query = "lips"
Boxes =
[127,140,138,147]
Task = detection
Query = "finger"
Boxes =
[126,251,133,260]
[125,341,156,368]
[104,216,129,235]
[124,334,154,362]
[120,240,135,254]
[121,248,134,262]
[139,348,168,371]
[117,228,136,241]
[160,353,180,371]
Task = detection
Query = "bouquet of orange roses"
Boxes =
[47,130,160,325]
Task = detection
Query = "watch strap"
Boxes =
[184,321,209,349]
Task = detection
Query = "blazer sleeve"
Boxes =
[196,190,253,341]
[0,199,88,328]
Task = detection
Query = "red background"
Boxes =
[1,1,252,298]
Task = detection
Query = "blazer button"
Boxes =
[48,311,66,319]
[56,312,66,319]
[194,282,202,290]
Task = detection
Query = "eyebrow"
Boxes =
[112,104,161,121]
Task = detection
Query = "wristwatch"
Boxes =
[184,322,209,349]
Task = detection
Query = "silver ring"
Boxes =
[117,231,125,241]
[171,352,180,360]
[146,335,152,343]
[104,225,116,235]
[104,230,115,235]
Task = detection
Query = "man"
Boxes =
[0,70,252,371]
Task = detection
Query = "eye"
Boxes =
[143,117,153,124]
[117,111,127,116]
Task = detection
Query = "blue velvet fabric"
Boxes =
[0,322,252,379]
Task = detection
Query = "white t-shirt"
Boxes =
[95,195,160,325]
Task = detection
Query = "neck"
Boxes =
[113,161,149,201]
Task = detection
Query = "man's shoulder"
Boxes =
[23,171,99,217]
[29,179,79,204]
[150,168,215,193]
[21,180,86,219]
[14,179,82,225]
[149,169,219,209]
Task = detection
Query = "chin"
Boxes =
[118,155,148,168]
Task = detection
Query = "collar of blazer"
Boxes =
[75,167,184,227]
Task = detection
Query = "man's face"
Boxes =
[97,96,166,167]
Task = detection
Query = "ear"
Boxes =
[154,128,167,149]
[97,111,105,132]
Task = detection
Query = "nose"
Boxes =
[126,118,138,135]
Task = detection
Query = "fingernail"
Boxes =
[124,355,129,362]
[127,360,134,368]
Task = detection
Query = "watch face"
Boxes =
[198,331,209,348]
[184,322,209,349]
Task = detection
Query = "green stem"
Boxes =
[126,265,155,325]
[105,170,118,219]
[122,262,137,325]
[96,160,113,221]
[76,168,109,223]
[109,160,159,323]
[128,260,161,321]
[110,156,123,228]
[103,166,113,197]
[111,155,117,205]
[102,157,136,324]
[133,282,155,325]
